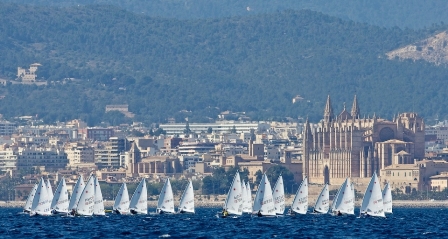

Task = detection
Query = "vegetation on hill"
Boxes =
[3,0,448,29]
[0,3,448,124]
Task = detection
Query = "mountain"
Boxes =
[0,3,448,125]
[3,0,448,29]
[387,31,448,66]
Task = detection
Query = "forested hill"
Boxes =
[3,0,448,29]
[0,3,448,125]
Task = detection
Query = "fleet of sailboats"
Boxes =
[22,171,393,218]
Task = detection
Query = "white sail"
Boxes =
[351,182,355,203]
[113,182,130,214]
[76,175,95,216]
[30,178,51,216]
[130,178,148,214]
[313,184,329,213]
[223,171,243,216]
[252,174,275,216]
[272,175,285,215]
[241,180,251,213]
[178,180,194,213]
[360,172,385,217]
[245,181,252,213]
[382,182,392,214]
[157,178,175,213]
[69,175,85,210]
[24,182,38,212]
[46,179,54,201]
[291,177,308,214]
[330,178,354,215]
[51,177,69,213]
[93,176,105,216]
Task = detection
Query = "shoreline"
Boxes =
[2,199,448,209]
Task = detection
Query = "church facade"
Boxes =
[302,95,425,184]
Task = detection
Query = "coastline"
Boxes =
[2,199,448,209]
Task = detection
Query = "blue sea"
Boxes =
[0,207,445,238]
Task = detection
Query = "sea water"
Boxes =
[0,207,446,238]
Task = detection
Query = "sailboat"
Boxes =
[351,182,355,202]
[382,182,392,214]
[252,174,275,217]
[330,177,354,215]
[313,184,329,214]
[178,180,194,214]
[113,182,130,215]
[241,180,251,213]
[75,175,95,216]
[30,178,52,216]
[222,171,243,217]
[290,177,308,215]
[129,178,148,215]
[244,181,252,214]
[272,175,285,215]
[93,176,105,216]
[51,177,69,214]
[46,179,54,202]
[157,178,175,214]
[23,182,38,213]
[68,175,85,211]
[360,172,385,217]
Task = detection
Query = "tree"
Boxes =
[207,127,213,134]
[183,121,191,134]
[266,165,295,194]
[254,170,263,186]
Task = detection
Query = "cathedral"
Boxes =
[302,95,425,184]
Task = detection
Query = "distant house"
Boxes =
[105,104,135,118]
[17,63,41,82]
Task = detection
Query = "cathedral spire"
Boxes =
[324,95,334,123]
[351,95,360,119]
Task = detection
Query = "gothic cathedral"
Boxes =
[302,95,425,184]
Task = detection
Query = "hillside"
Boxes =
[387,31,448,66]
[0,3,448,125]
[3,0,448,29]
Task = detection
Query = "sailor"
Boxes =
[70,209,76,216]
[257,210,262,217]
[222,208,228,217]
[337,210,342,216]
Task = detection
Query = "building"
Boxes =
[159,122,269,135]
[105,104,135,118]
[65,143,95,166]
[0,121,17,136]
[303,95,425,185]
[94,137,130,169]
[0,149,17,173]
[17,63,41,82]
[80,128,114,141]
[15,148,68,172]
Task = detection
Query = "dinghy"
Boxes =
[382,182,392,214]
[290,177,308,215]
[360,172,385,217]
[272,175,285,215]
[330,177,354,216]
[245,181,252,214]
[75,175,95,216]
[130,178,148,215]
[313,184,329,214]
[93,176,105,216]
[23,182,38,213]
[113,182,130,215]
[157,178,175,214]
[46,179,54,202]
[68,175,85,211]
[178,180,194,214]
[241,180,251,213]
[51,177,69,214]
[30,178,52,216]
[221,171,243,217]
[252,174,275,217]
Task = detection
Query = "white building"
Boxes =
[0,149,17,172]
[16,147,68,171]
[159,121,269,135]
[0,121,17,135]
